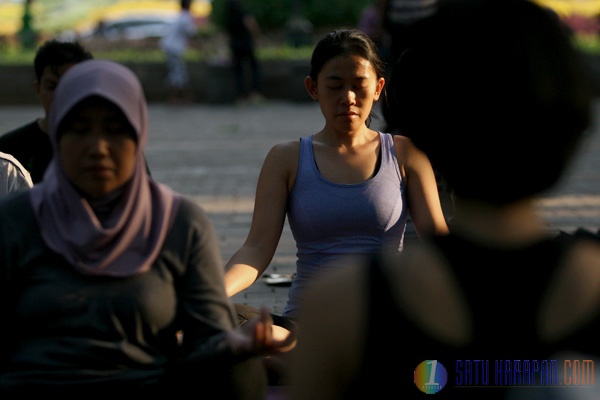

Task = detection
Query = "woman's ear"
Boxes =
[304,76,318,100]
[373,77,385,101]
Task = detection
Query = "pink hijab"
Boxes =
[30,59,180,277]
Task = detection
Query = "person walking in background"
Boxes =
[381,56,455,221]
[290,1,600,399]
[160,0,198,104]
[381,0,438,66]
[224,28,448,384]
[0,59,292,398]
[0,151,32,196]
[0,39,93,183]
[358,0,390,64]
[225,0,264,104]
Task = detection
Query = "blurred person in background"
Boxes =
[225,0,264,104]
[0,151,32,196]
[0,39,93,183]
[160,0,199,104]
[358,0,391,64]
[381,0,438,66]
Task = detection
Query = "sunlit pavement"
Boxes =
[1,99,599,313]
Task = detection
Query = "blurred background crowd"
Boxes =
[0,0,599,58]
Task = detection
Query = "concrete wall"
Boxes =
[0,59,313,105]
[3,54,599,105]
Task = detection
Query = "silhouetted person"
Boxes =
[225,0,264,103]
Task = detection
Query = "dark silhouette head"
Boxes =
[391,0,593,204]
[34,39,93,82]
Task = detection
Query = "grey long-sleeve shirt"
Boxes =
[0,194,265,395]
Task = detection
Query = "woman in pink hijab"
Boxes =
[0,59,288,398]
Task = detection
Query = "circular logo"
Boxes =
[414,360,448,394]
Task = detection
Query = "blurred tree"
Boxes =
[285,0,313,47]
[212,0,288,30]
[211,0,369,32]
[304,0,368,28]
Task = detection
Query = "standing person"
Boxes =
[225,0,264,104]
[0,39,93,184]
[381,0,438,66]
[18,0,37,50]
[0,59,292,398]
[290,1,600,399]
[159,0,198,104]
[224,28,449,381]
[381,58,454,220]
[357,0,390,64]
[0,151,33,196]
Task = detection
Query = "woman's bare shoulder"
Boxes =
[391,133,415,150]
[264,139,301,163]
[539,235,600,342]
[392,133,426,162]
[270,138,301,152]
[383,244,474,346]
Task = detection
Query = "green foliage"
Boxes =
[210,0,370,30]
[258,44,313,60]
[574,34,600,55]
[304,0,369,28]
[0,46,36,65]
[211,0,290,30]
[0,43,312,65]
[1,27,594,73]
[30,0,118,36]
[208,0,371,48]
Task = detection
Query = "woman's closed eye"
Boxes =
[66,119,132,136]
[326,82,369,92]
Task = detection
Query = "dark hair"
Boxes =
[309,28,385,81]
[309,28,386,127]
[392,0,593,204]
[181,0,193,10]
[380,58,402,134]
[34,39,93,82]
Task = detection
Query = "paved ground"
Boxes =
[1,100,599,315]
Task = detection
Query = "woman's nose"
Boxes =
[87,131,111,154]
[341,89,356,104]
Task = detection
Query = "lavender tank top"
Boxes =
[283,132,408,318]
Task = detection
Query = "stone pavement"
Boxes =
[0,100,599,315]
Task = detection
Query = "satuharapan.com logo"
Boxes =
[455,359,594,386]
[414,359,595,395]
